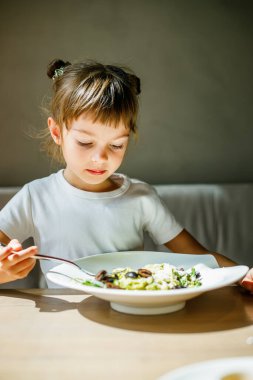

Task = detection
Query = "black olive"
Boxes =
[125,271,138,279]
[103,276,115,283]
[95,270,107,281]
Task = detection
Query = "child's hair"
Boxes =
[42,58,141,163]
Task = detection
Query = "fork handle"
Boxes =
[32,254,80,268]
[33,255,95,277]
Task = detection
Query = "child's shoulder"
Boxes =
[25,170,61,193]
[124,175,158,197]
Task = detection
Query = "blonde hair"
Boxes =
[42,59,141,163]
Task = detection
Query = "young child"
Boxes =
[0,59,252,291]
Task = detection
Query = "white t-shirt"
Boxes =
[0,170,183,281]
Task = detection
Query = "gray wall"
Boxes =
[0,0,253,186]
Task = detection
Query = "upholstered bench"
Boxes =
[1,184,252,288]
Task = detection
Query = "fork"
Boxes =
[0,242,95,277]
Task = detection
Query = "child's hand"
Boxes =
[0,239,37,284]
[240,268,253,293]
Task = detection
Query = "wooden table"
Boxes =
[0,286,252,380]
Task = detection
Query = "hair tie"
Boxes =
[52,67,65,80]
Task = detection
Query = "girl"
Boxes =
[0,59,252,291]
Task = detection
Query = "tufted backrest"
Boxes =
[145,184,253,267]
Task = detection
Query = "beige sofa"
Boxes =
[0,184,252,288]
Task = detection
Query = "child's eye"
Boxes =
[77,141,92,147]
[110,144,124,150]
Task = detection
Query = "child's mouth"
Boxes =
[86,169,107,175]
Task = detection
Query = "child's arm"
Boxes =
[164,229,253,293]
[0,231,37,284]
[165,229,237,266]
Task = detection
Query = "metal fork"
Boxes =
[0,242,95,277]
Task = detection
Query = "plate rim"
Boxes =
[46,261,249,297]
[158,356,253,380]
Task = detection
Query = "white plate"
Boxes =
[158,357,253,380]
[46,251,248,315]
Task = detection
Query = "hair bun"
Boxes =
[128,74,141,95]
[47,59,71,79]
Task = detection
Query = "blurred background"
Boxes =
[0,0,253,186]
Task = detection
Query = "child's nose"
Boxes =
[91,148,108,163]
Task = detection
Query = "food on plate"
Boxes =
[80,263,202,290]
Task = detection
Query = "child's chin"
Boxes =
[85,173,108,182]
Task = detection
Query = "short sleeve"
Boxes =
[0,184,34,242]
[142,185,183,245]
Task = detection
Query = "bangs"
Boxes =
[60,74,138,132]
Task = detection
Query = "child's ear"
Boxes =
[48,117,62,145]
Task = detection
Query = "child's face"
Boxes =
[49,114,130,191]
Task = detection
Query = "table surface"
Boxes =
[0,286,252,380]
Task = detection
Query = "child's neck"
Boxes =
[95,177,121,192]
